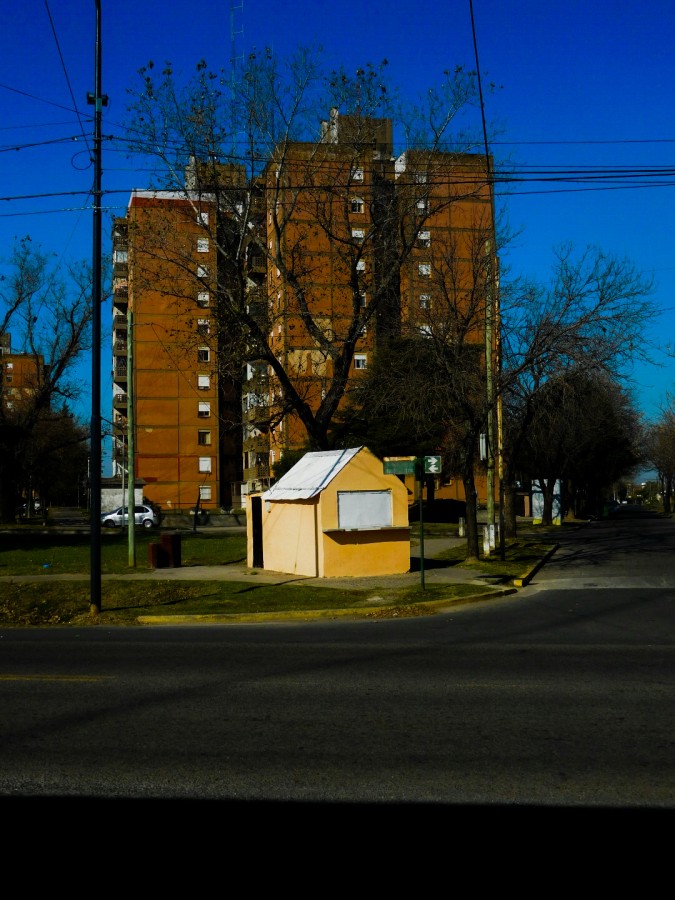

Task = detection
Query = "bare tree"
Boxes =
[122,49,490,453]
[644,397,675,514]
[0,237,93,522]
[499,242,658,535]
[512,370,642,523]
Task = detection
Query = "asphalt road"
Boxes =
[0,505,672,814]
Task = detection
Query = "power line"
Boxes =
[43,0,91,154]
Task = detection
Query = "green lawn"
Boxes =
[0,524,557,627]
[0,528,247,575]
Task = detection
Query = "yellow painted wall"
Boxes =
[253,499,319,576]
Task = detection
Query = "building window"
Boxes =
[352,228,365,243]
[359,291,367,308]
[235,201,244,216]
[198,211,209,225]
[356,260,366,272]
[198,430,212,446]
[419,263,431,277]
[197,292,210,308]
[197,237,209,253]
[199,457,212,474]
[420,293,431,309]
[5,375,12,383]
[199,485,212,501]
[5,362,13,370]
[354,354,367,370]
[350,197,364,214]
[197,375,210,390]
[197,264,209,279]
[415,171,428,183]
[197,319,210,335]
[351,167,364,181]
[416,198,427,213]
[113,249,128,264]
[198,346,210,363]
[198,401,211,417]
[417,230,431,248]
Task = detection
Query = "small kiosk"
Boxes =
[247,447,411,577]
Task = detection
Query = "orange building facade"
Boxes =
[111,192,240,513]
[111,111,497,514]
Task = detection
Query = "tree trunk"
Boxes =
[540,477,556,525]
[501,458,518,538]
[462,472,480,559]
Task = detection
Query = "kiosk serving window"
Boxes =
[337,490,392,529]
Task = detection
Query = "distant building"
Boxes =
[0,333,47,414]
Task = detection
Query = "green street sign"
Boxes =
[384,459,417,475]
[424,455,442,474]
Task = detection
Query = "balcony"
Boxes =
[244,464,270,482]
[113,340,128,357]
[113,393,128,409]
[114,360,128,381]
[243,435,270,454]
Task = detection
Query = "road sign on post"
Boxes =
[424,455,442,474]
[383,458,417,475]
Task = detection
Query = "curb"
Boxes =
[136,586,519,626]
[512,544,560,587]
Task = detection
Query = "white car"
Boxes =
[101,505,160,529]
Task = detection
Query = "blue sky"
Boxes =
[2,0,674,476]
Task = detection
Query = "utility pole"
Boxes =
[88,0,107,614]
[127,307,136,566]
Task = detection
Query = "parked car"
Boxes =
[101,504,160,529]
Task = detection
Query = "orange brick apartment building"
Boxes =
[110,111,496,513]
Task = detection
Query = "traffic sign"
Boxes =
[384,459,417,475]
[424,455,442,474]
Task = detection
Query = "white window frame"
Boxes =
[199,485,212,500]
[198,211,209,225]
[197,237,209,253]
[198,430,212,446]
[354,354,367,370]
[198,346,211,363]
[418,230,431,248]
[198,401,211,417]
[197,292,210,308]
[350,197,364,214]
[197,264,209,279]
[197,318,210,335]
[356,259,366,272]
[351,167,364,181]
[352,228,365,243]
[420,293,431,309]
[197,375,211,390]
[198,456,212,474]
[418,263,432,277]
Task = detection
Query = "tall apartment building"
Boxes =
[111,110,495,512]
[111,183,243,513]
[0,334,47,414]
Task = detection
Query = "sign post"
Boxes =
[384,455,442,591]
